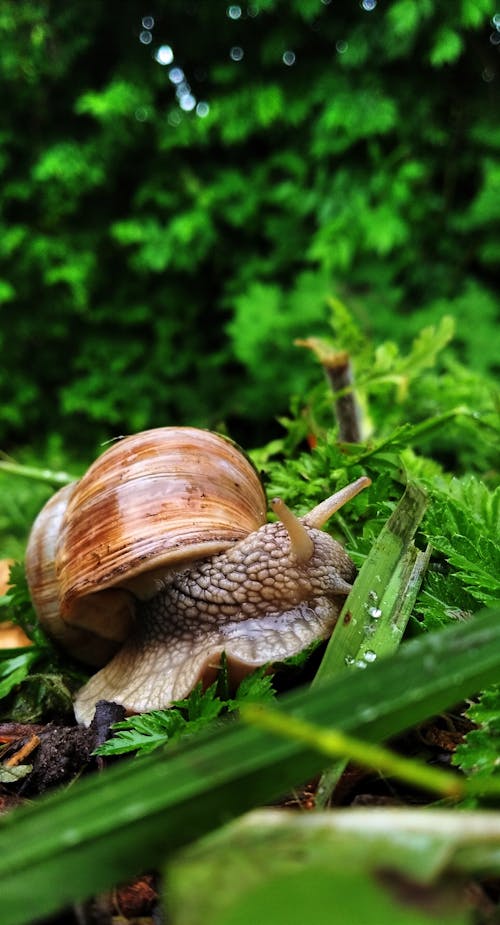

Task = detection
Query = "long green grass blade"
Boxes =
[0,609,499,925]
[314,482,429,805]
[241,706,466,799]
[314,482,428,682]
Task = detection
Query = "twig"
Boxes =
[295,339,363,442]
[4,734,41,768]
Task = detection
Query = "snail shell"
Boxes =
[26,427,267,666]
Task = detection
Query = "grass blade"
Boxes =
[314,482,428,682]
[314,482,429,805]
[0,609,499,925]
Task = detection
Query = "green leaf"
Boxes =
[460,0,494,28]
[168,806,499,925]
[423,480,500,608]
[453,685,500,781]
[0,279,15,302]
[75,79,148,121]
[230,667,276,704]
[0,651,40,699]
[97,672,275,758]
[0,765,32,783]
[430,28,464,67]
[212,868,467,925]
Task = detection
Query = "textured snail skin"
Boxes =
[74,521,356,725]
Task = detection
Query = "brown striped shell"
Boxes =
[25,427,267,666]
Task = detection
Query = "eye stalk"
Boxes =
[303,476,371,529]
[270,498,314,563]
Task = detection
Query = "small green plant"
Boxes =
[96,668,276,758]
[0,563,85,722]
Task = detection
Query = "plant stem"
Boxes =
[241,705,465,800]
[295,338,363,441]
[0,459,74,487]
[324,353,362,443]
[242,706,500,802]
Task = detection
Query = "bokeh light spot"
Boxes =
[169,67,185,84]
[167,109,182,126]
[179,94,196,112]
[155,45,174,65]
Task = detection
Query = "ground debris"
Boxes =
[0,700,126,794]
[75,874,162,925]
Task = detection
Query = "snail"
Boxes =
[25,427,370,726]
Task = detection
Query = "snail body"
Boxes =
[26,427,369,725]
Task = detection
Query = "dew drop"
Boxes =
[139,30,152,45]
[355,659,367,669]
[364,650,377,663]
[282,50,296,66]
[344,655,355,666]
[230,46,244,61]
[368,606,382,620]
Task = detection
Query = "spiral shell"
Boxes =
[26,427,267,665]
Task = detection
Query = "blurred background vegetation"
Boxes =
[0,0,498,549]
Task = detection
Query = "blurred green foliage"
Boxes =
[0,0,498,456]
